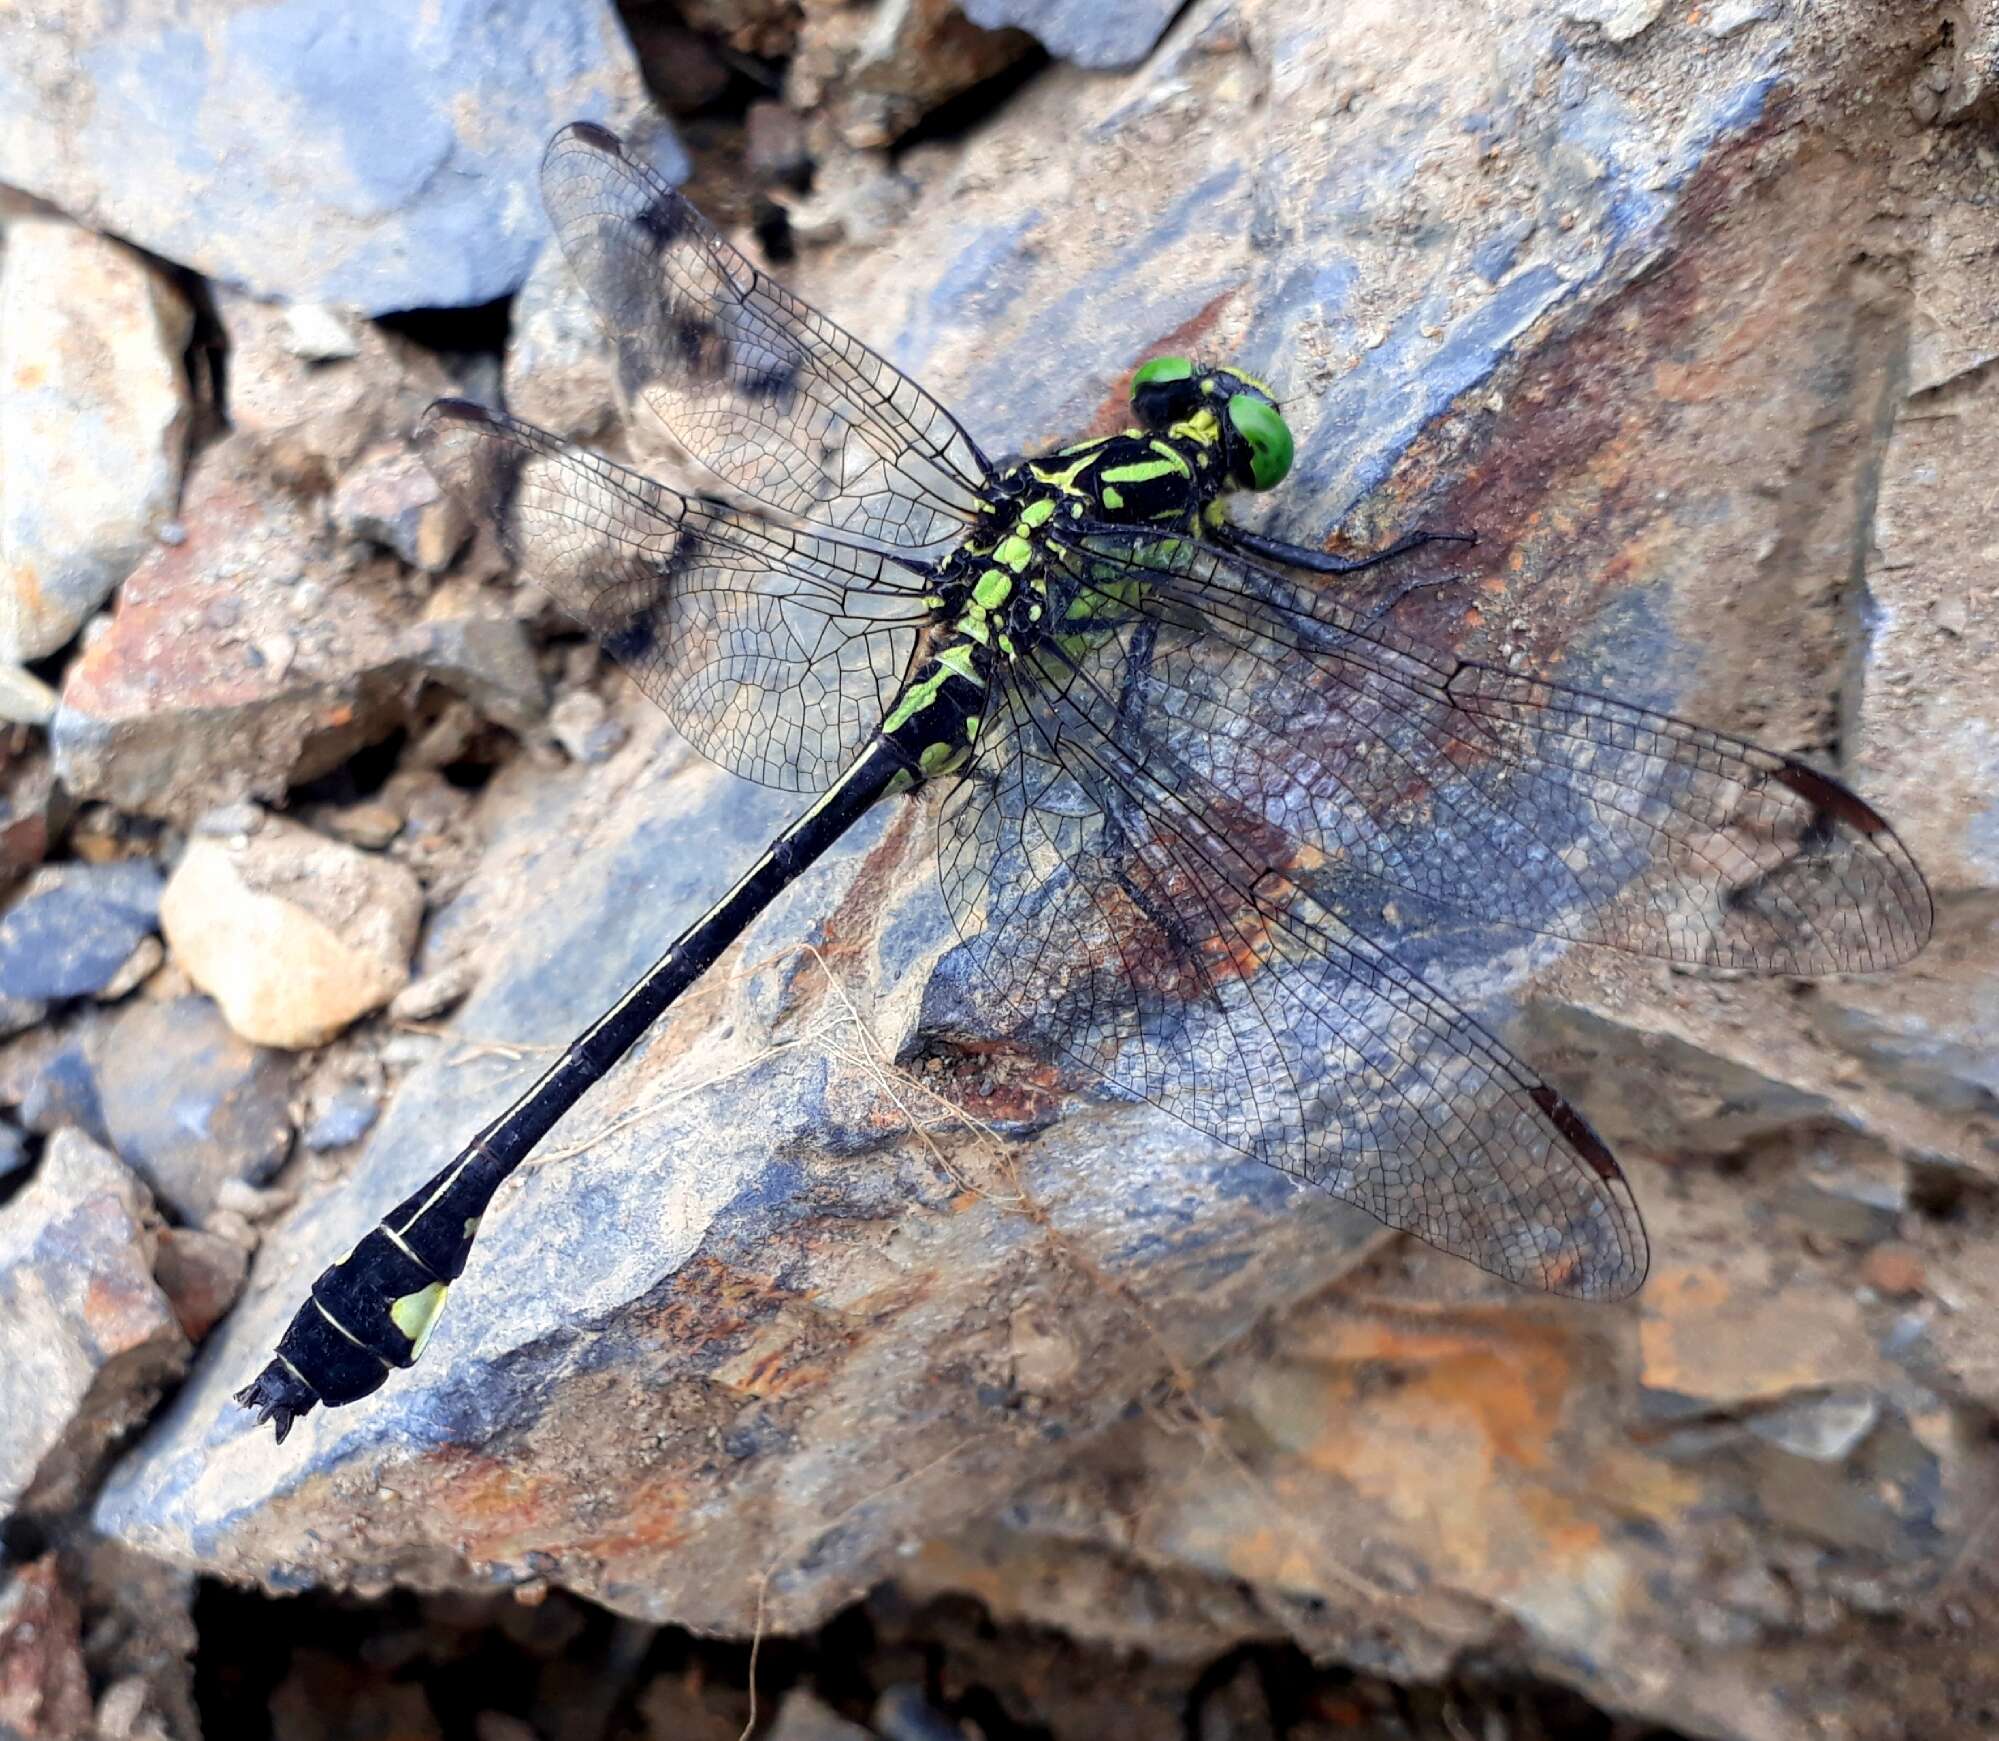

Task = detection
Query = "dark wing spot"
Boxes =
[603,609,658,667]
[636,192,690,248]
[738,357,802,414]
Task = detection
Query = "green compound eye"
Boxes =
[1131,355,1194,391]
[1227,394,1294,490]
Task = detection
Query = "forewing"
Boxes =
[541,123,993,550]
[1047,530,1932,976]
[939,626,1648,1300]
[415,401,925,792]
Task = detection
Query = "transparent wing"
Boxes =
[939,619,1648,1299]
[415,401,927,792]
[541,122,994,550]
[1041,529,1932,976]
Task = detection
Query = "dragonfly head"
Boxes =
[1129,356,1294,492]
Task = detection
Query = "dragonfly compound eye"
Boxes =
[1129,355,1200,430]
[1226,394,1294,490]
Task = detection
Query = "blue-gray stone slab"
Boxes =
[0,0,676,315]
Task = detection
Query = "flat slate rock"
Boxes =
[0,0,675,315]
[961,0,1180,68]
[0,861,164,1003]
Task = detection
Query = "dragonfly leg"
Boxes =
[1213,523,1477,577]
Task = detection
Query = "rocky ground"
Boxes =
[1,2,1996,1738]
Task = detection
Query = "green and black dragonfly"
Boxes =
[239,122,1932,1441]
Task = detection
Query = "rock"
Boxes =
[961,0,1179,68]
[0,752,66,886]
[73,1540,201,1741]
[624,18,733,113]
[789,0,1035,149]
[51,439,414,823]
[332,443,472,572]
[548,690,627,764]
[874,1685,969,1741]
[388,960,478,1025]
[0,217,193,661]
[0,1120,27,1183]
[0,1130,188,1517]
[769,1690,875,1741]
[503,241,618,443]
[153,1225,251,1342]
[302,1084,383,1153]
[97,932,165,1002]
[0,1557,93,1741]
[1558,0,1667,39]
[676,0,798,58]
[282,303,362,363]
[84,12,1994,1738]
[97,997,294,1221]
[0,0,664,315]
[396,608,547,738]
[218,292,454,478]
[0,663,59,726]
[745,101,813,187]
[1743,1390,1881,1463]
[12,1024,110,1145]
[0,860,164,1002]
[1858,1243,1925,1299]
[160,814,424,1049]
[320,801,404,851]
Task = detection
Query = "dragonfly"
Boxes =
[238,122,1932,1442]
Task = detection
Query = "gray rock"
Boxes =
[503,240,618,443]
[332,443,471,573]
[0,1130,188,1517]
[14,1028,110,1145]
[1558,0,1667,39]
[548,690,628,765]
[0,0,669,316]
[218,291,454,476]
[281,303,361,362]
[961,0,1180,68]
[80,8,1990,1738]
[303,1085,383,1154]
[0,1120,27,1183]
[0,860,164,1003]
[769,1690,876,1741]
[396,611,548,737]
[1744,1390,1882,1463]
[0,218,193,661]
[97,997,294,1221]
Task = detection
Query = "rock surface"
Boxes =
[161,812,424,1048]
[0,0,666,315]
[0,861,163,1003]
[961,0,1181,69]
[0,218,192,661]
[97,997,294,1221]
[0,1557,92,1741]
[52,2,1999,1736]
[0,1131,188,1518]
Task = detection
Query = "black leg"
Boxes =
[1213,523,1477,577]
